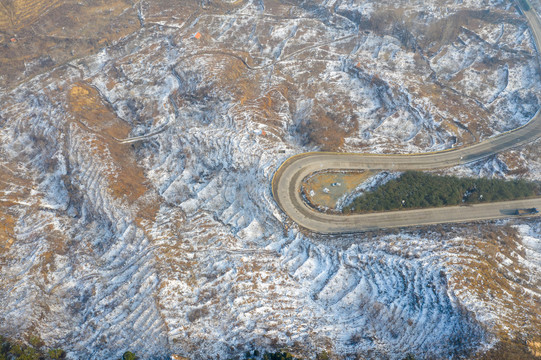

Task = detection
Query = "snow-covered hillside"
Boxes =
[0,0,540,359]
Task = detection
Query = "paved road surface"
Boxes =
[272,3,541,234]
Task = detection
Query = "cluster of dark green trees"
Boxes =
[0,336,65,360]
[121,351,137,360]
[0,341,412,360]
[241,350,414,360]
[240,350,300,360]
[345,171,540,213]
[0,336,139,360]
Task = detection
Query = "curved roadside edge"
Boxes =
[271,2,541,234]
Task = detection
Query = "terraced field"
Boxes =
[0,0,63,31]
[0,0,140,88]
[1,0,541,359]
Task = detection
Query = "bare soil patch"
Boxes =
[301,171,373,210]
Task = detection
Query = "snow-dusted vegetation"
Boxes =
[0,0,541,359]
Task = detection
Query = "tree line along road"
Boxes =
[271,2,541,234]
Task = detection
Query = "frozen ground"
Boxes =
[0,0,541,359]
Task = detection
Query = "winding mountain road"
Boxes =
[272,3,541,233]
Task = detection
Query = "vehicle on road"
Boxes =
[271,4,541,233]
[515,208,539,215]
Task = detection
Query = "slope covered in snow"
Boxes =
[0,0,541,359]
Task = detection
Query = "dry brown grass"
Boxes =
[448,225,541,347]
[412,82,491,142]
[477,338,541,359]
[0,164,34,254]
[0,0,140,88]
[291,102,359,151]
[499,150,530,176]
[68,83,131,138]
[0,209,16,253]
[528,341,541,357]
[67,83,149,204]
[0,0,63,31]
